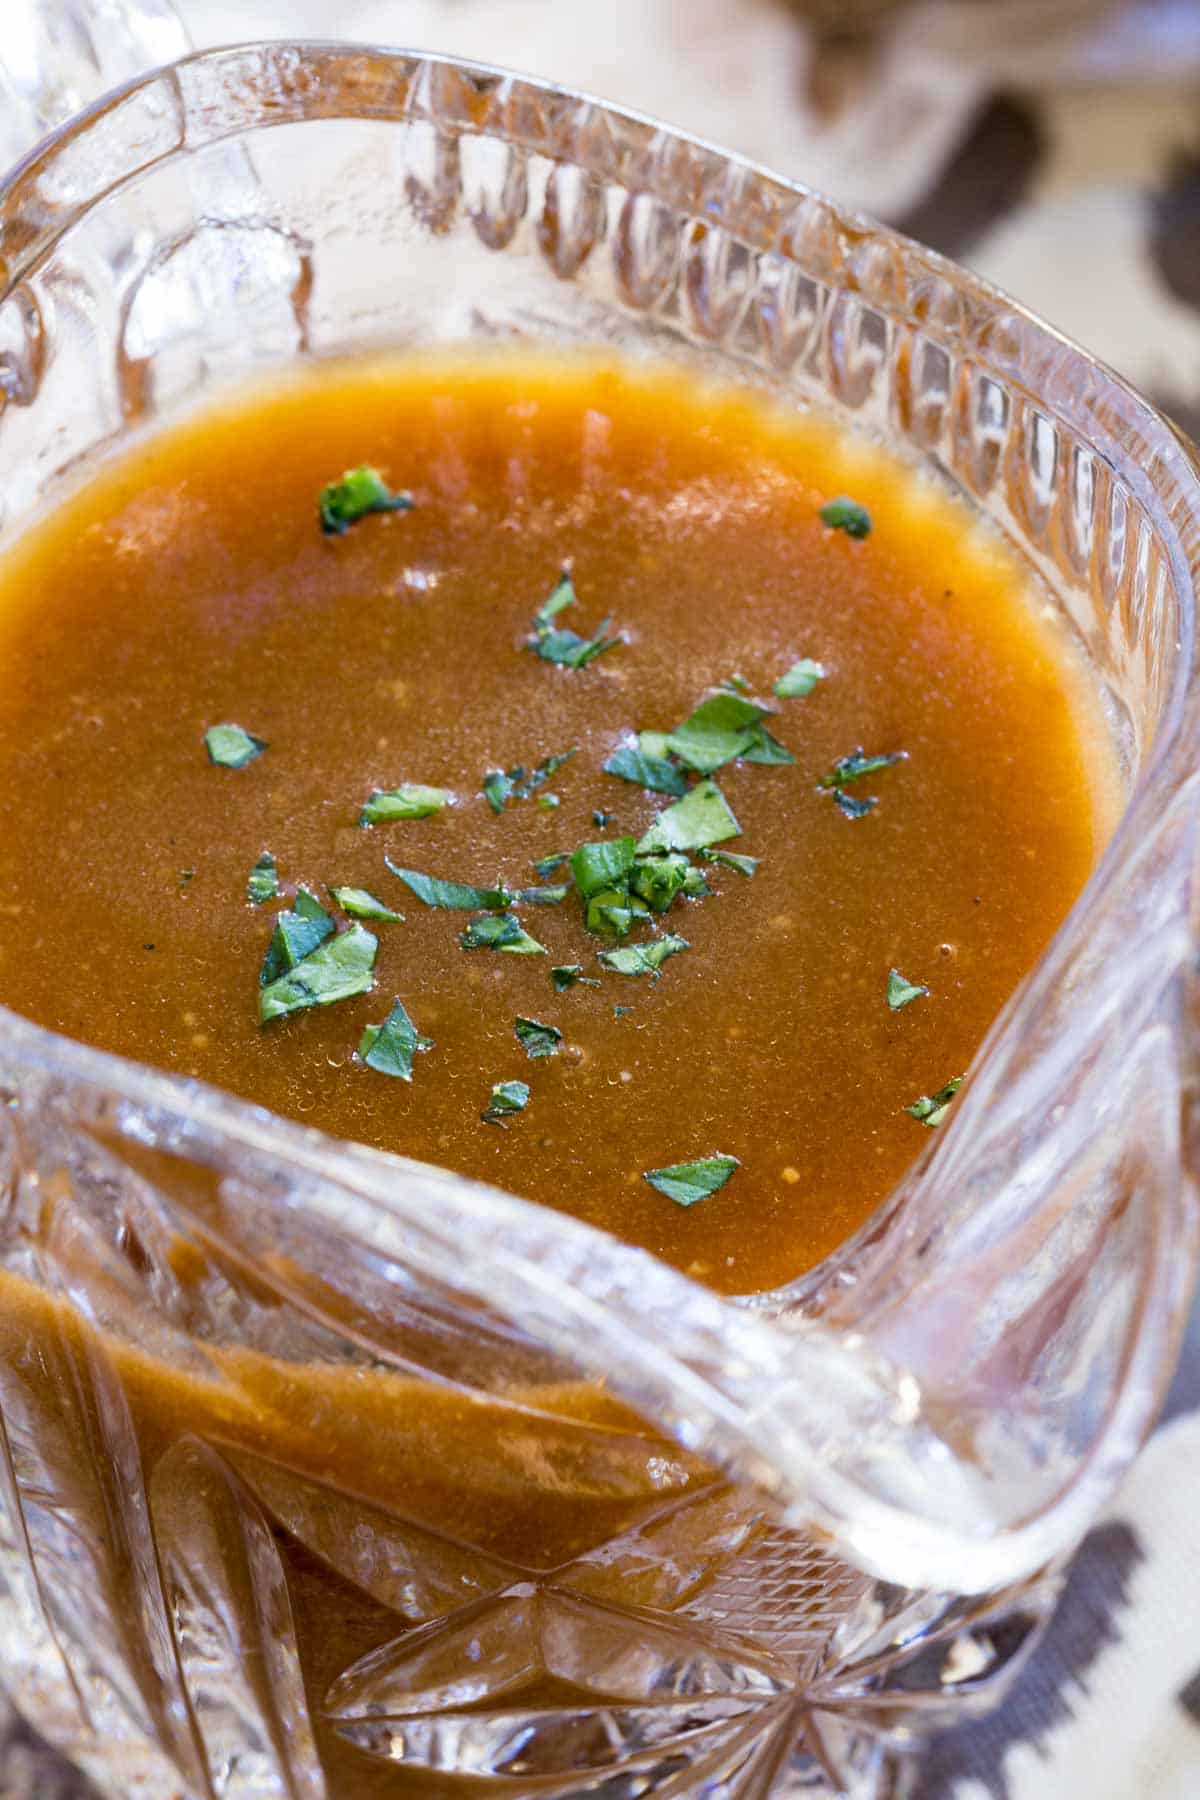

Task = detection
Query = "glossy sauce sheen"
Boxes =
[0,355,1117,1293]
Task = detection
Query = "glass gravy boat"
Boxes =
[0,5,1197,1795]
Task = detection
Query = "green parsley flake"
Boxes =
[329,887,403,923]
[259,925,377,1024]
[571,837,637,901]
[774,658,826,699]
[319,466,412,535]
[551,964,599,991]
[593,810,614,828]
[699,848,759,878]
[585,889,646,939]
[528,569,624,669]
[460,914,545,955]
[481,1079,530,1126]
[637,779,740,854]
[205,723,267,769]
[484,749,576,814]
[247,853,278,905]
[260,888,334,986]
[667,692,765,774]
[358,998,432,1080]
[603,746,687,797]
[385,860,511,911]
[512,884,569,906]
[637,731,671,761]
[741,725,794,766]
[819,749,907,789]
[630,853,691,913]
[819,496,872,539]
[535,569,576,625]
[533,852,571,880]
[359,784,449,825]
[834,791,876,820]
[515,1016,562,1059]
[643,1153,740,1208]
[599,934,689,977]
[483,769,514,814]
[523,749,575,794]
[906,1075,963,1127]
[722,673,751,694]
[887,968,929,1011]
[538,793,560,811]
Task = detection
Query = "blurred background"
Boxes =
[3,2,1200,1797]
[175,0,1200,442]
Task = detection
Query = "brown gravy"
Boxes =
[0,352,1118,1292]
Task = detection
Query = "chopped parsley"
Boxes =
[667,693,767,775]
[260,888,334,985]
[819,749,907,789]
[329,886,403,923]
[481,1079,530,1126]
[533,852,571,880]
[637,690,794,774]
[819,496,872,539]
[538,793,560,811]
[571,837,637,900]
[385,860,511,911]
[483,748,576,814]
[205,723,267,769]
[906,1075,963,1127]
[247,853,278,905]
[637,779,740,854]
[585,889,648,939]
[482,770,514,814]
[512,884,568,907]
[887,968,929,1011]
[637,731,671,760]
[528,569,624,669]
[599,934,689,977]
[602,746,687,797]
[359,784,449,825]
[630,853,692,913]
[834,791,876,820]
[358,998,432,1080]
[319,466,412,535]
[535,569,575,626]
[514,1016,562,1059]
[551,964,598,991]
[740,724,793,765]
[593,810,614,828]
[460,914,545,954]
[259,924,377,1023]
[643,1153,740,1208]
[774,658,825,699]
[722,673,751,694]
[699,847,759,878]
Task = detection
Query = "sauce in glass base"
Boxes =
[0,352,1118,1292]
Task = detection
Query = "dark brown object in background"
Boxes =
[782,0,1121,118]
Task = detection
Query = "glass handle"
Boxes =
[0,0,191,172]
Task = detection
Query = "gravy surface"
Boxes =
[0,353,1117,1291]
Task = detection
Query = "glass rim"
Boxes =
[0,36,1198,1596]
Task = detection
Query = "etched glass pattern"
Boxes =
[0,34,1197,1799]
